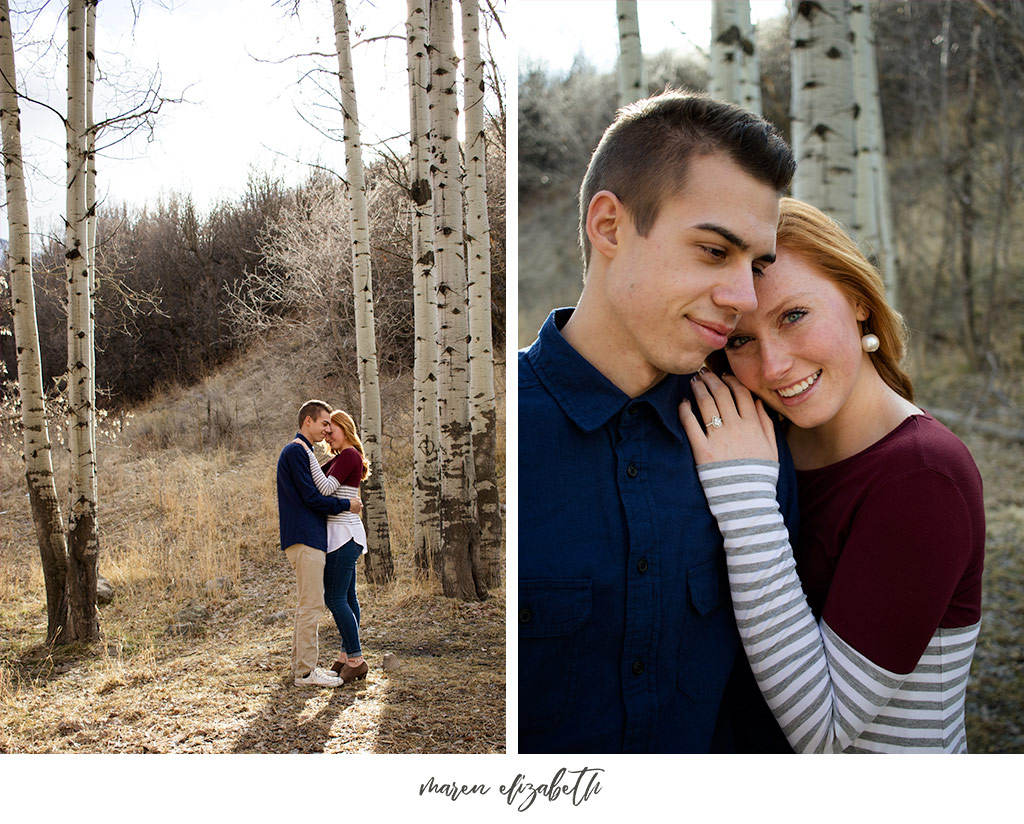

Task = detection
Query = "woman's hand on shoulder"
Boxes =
[679,371,778,466]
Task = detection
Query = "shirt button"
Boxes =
[519,608,532,624]
[632,659,645,676]
[628,403,639,415]
[626,463,639,478]
[637,558,649,573]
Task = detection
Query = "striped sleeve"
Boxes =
[306,447,341,496]
[696,459,911,753]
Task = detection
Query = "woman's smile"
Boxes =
[776,369,822,400]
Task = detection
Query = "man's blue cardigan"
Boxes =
[276,433,351,551]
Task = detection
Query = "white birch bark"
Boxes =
[406,0,441,576]
[331,0,394,583]
[1,0,70,645]
[616,0,645,105]
[790,0,857,229]
[461,0,501,589]
[86,0,98,450]
[740,3,762,115]
[65,0,100,641]
[710,1,743,105]
[711,2,760,114]
[429,0,485,600]
[850,0,898,307]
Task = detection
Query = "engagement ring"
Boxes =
[709,416,723,429]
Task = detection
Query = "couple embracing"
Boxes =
[276,399,371,688]
[519,92,985,753]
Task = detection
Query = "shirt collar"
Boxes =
[527,307,692,442]
[295,432,314,449]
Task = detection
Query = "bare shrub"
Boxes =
[226,169,415,383]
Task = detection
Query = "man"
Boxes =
[277,399,362,687]
[518,92,799,752]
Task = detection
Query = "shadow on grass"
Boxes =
[2,638,105,687]
[231,675,359,753]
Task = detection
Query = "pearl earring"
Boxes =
[861,333,880,353]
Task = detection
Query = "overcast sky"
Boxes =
[517,0,787,75]
[3,0,505,243]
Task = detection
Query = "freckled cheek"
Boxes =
[725,352,761,391]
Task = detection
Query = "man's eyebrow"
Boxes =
[694,223,775,264]
[695,223,749,250]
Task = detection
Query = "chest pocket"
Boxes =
[676,558,738,702]
[518,579,592,732]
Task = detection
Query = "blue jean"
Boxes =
[324,538,363,657]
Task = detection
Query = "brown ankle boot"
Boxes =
[338,660,368,683]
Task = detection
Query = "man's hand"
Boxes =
[349,498,363,515]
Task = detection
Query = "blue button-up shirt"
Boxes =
[277,433,352,552]
[518,308,798,753]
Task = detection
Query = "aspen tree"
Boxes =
[958,15,983,370]
[850,1,897,307]
[920,0,955,365]
[616,0,645,106]
[740,3,762,115]
[86,0,97,446]
[790,0,856,229]
[711,1,743,106]
[710,2,760,114]
[461,0,500,589]
[406,0,442,576]
[429,0,486,600]
[65,0,100,641]
[1,0,70,645]
[331,0,394,583]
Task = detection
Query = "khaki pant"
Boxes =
[285,543,326,678]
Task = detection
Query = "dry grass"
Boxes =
[0,341,506,754]
[897,356,1024,753]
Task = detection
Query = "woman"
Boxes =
[300,409,371,684]
[679,198,984,753]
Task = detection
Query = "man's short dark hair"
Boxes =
[297,399,332,430]
[579,90,796,269]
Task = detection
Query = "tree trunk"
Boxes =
[461,0,501,590]
[86,0,98,451]
[981,14,1018,341]
[850,0,898,306]
[428,0,485,600]
[983,107,1016,341]
[711,1,759,113]
[957,15,983,370]
[921,0,956,367]
[711,1,740,104]
[741,3,762,115]
[331,0,394,584]
[65,0,100,642]
[790,0,857,229]
[616,0,645,106]
[406,0,442,577]
[1,0,71,646]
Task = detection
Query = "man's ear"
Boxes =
[586,191,627,261]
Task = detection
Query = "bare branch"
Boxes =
[972,0,1024,59]
[482,0,506,38]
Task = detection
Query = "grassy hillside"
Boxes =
[518,182,585,347]
[0,337,506,754]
